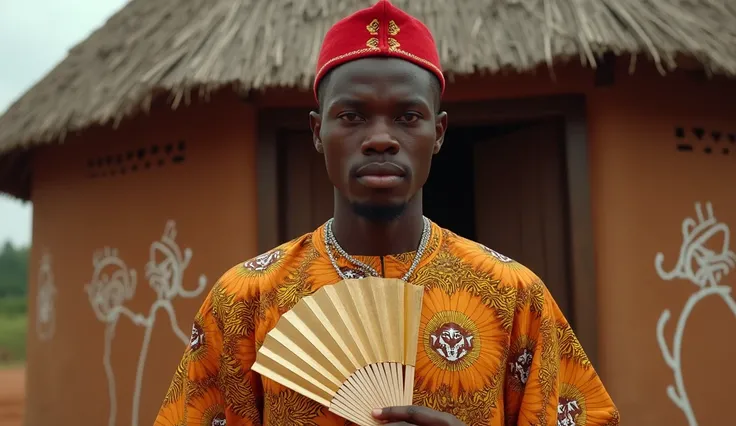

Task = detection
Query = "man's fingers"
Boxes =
[372,406,451,425]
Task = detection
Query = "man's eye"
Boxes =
[339,113,363,122]
[397,113,420,123]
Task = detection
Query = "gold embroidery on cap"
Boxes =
[388,20,401,51]
[388,20,400,36]
[316,16,443,91]
[367,19,380,35]
[365,18,381,50]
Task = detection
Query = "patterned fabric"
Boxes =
[155,221,620,426]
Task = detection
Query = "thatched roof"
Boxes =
[1,0,736,198]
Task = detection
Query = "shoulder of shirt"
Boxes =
[213,231,315,295]
[441,228,543,289]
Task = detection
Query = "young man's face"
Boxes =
[310,57,447,220]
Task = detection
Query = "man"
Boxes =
[155,1,619,425]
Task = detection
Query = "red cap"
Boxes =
[313,0,445,103]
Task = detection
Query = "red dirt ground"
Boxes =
[0,366,24,426]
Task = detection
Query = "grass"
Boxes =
[0,296,27,366]
[0,296,27,316]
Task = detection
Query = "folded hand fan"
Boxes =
[252,277,424,426]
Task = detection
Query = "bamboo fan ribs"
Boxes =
[252,277,424,426]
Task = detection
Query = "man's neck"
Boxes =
[330,195,425,256]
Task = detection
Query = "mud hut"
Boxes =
[1,1,735,425]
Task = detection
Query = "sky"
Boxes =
[0,0,129,248]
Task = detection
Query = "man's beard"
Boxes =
[351,202,407,223]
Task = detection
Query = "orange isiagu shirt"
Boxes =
[155,221,620,425]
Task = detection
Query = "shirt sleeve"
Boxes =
[504,279,620,425]
[154,277,264,426]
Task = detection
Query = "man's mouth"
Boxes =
[355,162,406,189]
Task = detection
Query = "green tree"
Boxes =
[0,240,29,298]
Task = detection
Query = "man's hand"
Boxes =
[371,406,466,425]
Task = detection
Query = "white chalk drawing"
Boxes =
[85,221,208,426]
[36,251,57,341]
[654,202,736,426]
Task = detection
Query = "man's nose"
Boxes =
[361,120,400,155]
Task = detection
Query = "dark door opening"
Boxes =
[422,126,477,241]
[275,118,574,322]
[423,118,574,321]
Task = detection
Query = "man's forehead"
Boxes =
[324,78,432,113]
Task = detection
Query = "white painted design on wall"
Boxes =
[654,202,736,426]
[85,220,208,426]
[36,251,57,341]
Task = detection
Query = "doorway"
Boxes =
[259,96,597,363]
[275,118,572,320]
[424,118,573,320]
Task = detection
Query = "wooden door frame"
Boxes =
[256,94,599,366]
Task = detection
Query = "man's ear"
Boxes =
[309,111,324,153]
[433,111,448,154]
